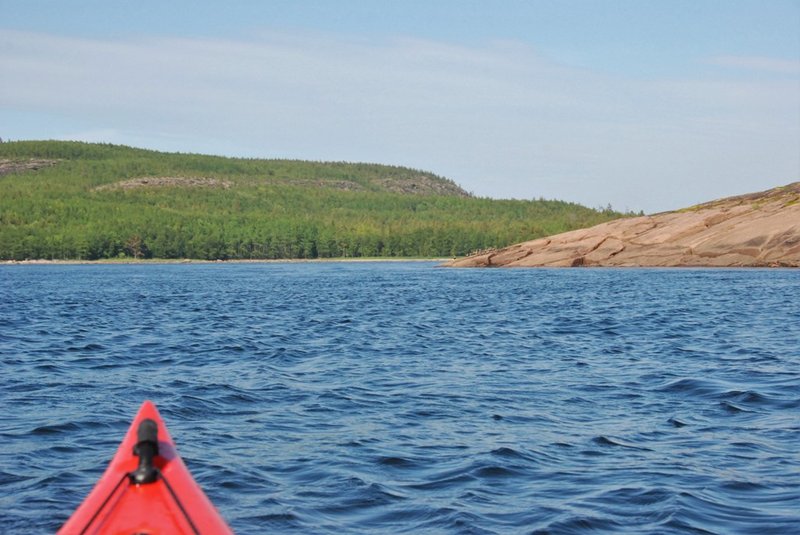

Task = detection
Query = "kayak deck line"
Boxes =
[58,400,233,534]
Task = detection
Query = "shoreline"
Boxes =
[4,258,795,270]
[1,257,450,266]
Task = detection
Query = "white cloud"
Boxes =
[1,29,798,212]
[707,55,800,75]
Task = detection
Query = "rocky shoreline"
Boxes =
[446,183,800,268]
[3,257,448,265]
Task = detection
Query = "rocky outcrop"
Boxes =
[446,183,800,268]
[92,173,471,196]
[0,159,59,176]
[94,176,233,190]
[375,174,471,197]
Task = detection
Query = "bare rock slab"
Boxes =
[446,183,800,268]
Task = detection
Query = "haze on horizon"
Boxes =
[1,0,798,214]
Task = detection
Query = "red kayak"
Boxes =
[59,400,233,534]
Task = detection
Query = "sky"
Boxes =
[1,1,798,213]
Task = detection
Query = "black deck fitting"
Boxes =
[130,418,160,484]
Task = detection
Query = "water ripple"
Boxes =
[1,264,799,534]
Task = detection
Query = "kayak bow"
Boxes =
[59,400,232,534]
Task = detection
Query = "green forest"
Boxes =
[0,140,626,261]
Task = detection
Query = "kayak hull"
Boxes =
[58,400,232,534]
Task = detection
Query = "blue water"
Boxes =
[1,263,799,534]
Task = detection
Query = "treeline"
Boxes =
[0,141,626,261]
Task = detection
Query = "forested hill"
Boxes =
[0,140,624,260]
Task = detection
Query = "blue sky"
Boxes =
[1,1,798,212]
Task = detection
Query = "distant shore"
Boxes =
[2,257,450,266]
